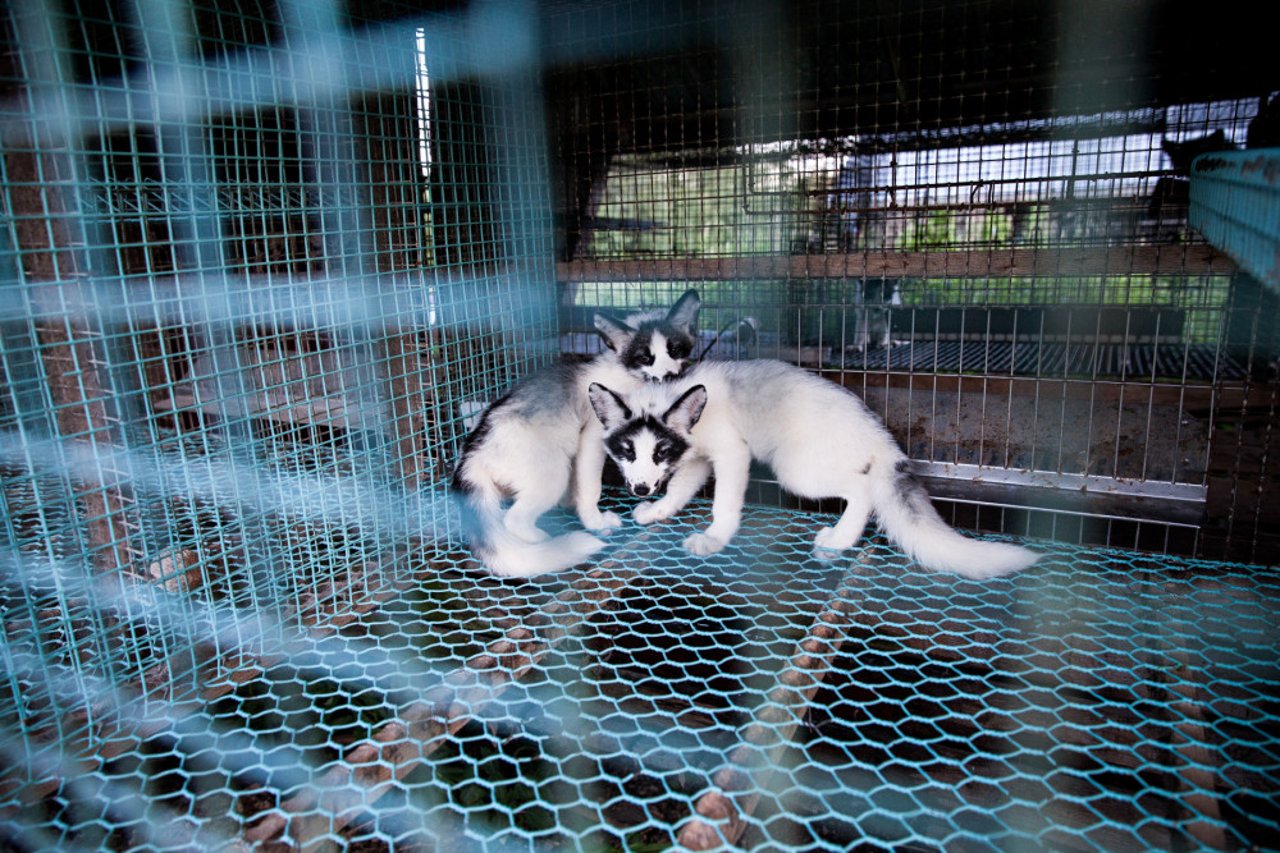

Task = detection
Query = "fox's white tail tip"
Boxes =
[918,537,1039,580]
[871,463,1039,580]
[481,530,606,579]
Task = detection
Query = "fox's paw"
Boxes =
[585,510,623,534]
[633,502,673,525]
[684,532,726,556]
[813,526,853,553]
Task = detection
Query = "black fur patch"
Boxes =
[605,416,691,471]
[452,355,597,490]
[651,430,688,465]
[891,459,934,520]
[605,426,639,462]
[451,398,504,493]
[619,331,658,372]
[618,322,697,376]
[665,334,693,362]
[451,413,495,541]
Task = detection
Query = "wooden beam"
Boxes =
[381,333,432,488]
[831,370,1223,407]
[557,245,1236,282]
[3,146,135,575]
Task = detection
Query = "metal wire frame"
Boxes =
[2,0,553,824]
[0,0,1278,849]
[3,495,1278,849]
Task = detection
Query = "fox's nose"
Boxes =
[632,483,651,497]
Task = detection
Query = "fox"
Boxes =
[587,359,1038,580]
[451,289,701,577]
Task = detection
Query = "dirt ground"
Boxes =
[856,383,1208,485]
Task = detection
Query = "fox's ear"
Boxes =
[588,383,632,431]
[662,384,706,434]
[665,289,701,333]
[593,313,635,352]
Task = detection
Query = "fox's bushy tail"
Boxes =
[871,461,1037,579]
[453,480,604,578]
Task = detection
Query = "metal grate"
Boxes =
[1190,148,1280,290]
[2,0,1279,849]
[2,495,1279,849]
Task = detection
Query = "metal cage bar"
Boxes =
[1,0,1277,849]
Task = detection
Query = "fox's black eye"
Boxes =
[640,352,655,366]
[667,340,690,360]
[653,441,672,462]
[608,434,638,462]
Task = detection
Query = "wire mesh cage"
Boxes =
[2,0,1279,849]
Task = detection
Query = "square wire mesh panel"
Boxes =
[549,0,1280,562]
[1,0,1279,850]
[1,0,556,842]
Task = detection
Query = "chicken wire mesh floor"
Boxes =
[2,489,1276,851]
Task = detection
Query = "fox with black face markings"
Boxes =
[588,382,704,499]
[593,289,701,381]
[450,290,701,578]
[590,359,1038,580]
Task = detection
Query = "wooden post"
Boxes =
[677,556,867,849]
[240,547,645,847]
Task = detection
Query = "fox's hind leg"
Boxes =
[504,467,571,544]
[813,488,872,553]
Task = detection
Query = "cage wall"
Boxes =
[1,0,1278,850]
[0,0,561,844]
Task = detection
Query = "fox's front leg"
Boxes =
[633,457,710,525]
[684,447,750,556]
[574,418,622,533]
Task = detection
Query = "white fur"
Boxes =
[624,430,663,495]
[601,360,1038,580]
[459,484,606,578]
[455,290,701,578]
[454,357,640,577]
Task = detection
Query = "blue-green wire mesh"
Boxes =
[1,0,1278,849]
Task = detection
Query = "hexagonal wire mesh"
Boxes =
[1,0,1278,849]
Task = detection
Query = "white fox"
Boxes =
[588,359,1037,579]
[451,290,700,577]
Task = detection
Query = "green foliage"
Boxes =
[904,209,955,250]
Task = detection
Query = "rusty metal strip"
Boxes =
[557,245,1234,284]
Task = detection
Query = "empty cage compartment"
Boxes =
[1,0,1278,849]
